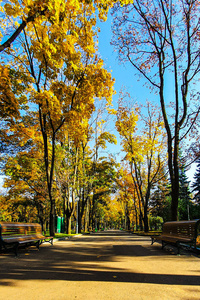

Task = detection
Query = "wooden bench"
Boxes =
[151,219,200,254]
[0,222,53,256]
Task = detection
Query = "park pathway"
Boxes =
[0,230,200,300]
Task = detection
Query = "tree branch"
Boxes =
[0,8,47,52]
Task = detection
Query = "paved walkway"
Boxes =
[0,230,200,300]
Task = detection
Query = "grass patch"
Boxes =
[54,233,76,238]
[44,230,81,239]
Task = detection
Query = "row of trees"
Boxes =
[0,0,200,233]
[1,96,200,233]
[114,98,200,232]
[0,0,117,235]
[111,0,200,222]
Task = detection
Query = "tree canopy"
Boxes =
[0,0,200,232]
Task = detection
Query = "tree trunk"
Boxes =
[65,203,75,235]
[139,212,143,231]
[127,214,130,231]
[38,106,56,237]
[66,215,71,234]
[49,197,55,236]
[84,197,90,232]
[143,205,149,232]
[171,180,179,221]
[78,204,82,233]
[135,207,138,231]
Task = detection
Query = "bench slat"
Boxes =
[0,222,53,255]
[3,234,45,243]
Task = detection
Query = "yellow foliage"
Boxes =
[0,64,19,119]
[0,0,115,227]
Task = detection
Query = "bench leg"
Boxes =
[161,241,168,250]
[36,240,40,250]
[0,241,5,252]
[176,242,180,254]
[14,242,19,256]
[0,241,19,256]
[161,241,164,249]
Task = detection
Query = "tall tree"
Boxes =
[1,112,50,227]
[116,99,167,231]
[89,157,117,230]
[116,166,139,231]
[111,0,200,220]
[1,0,115,235]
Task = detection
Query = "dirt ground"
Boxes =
[0,230,200,300]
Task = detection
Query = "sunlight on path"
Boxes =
[0,230,200,300]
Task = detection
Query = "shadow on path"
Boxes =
[0,230,200,287]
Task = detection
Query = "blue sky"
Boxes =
[96,14,157,161]
[97,14,157,105]
[96,13,197,183]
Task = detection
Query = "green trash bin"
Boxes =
[61,217,65,233]
[55,216,65,233]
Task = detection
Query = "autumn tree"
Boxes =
[116,98,167,231]
[55,127,93,234]
[3,152,48,225]
[111,0,200,221]
[0,65,31,172]
[53,97,117,234]
[116,167,137,231]
[88,156,117,230]
[104,196,124,229]
[55,137,79,234]
[0,0,115,235]
[1,112,51,227]
[81,99,117,231]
